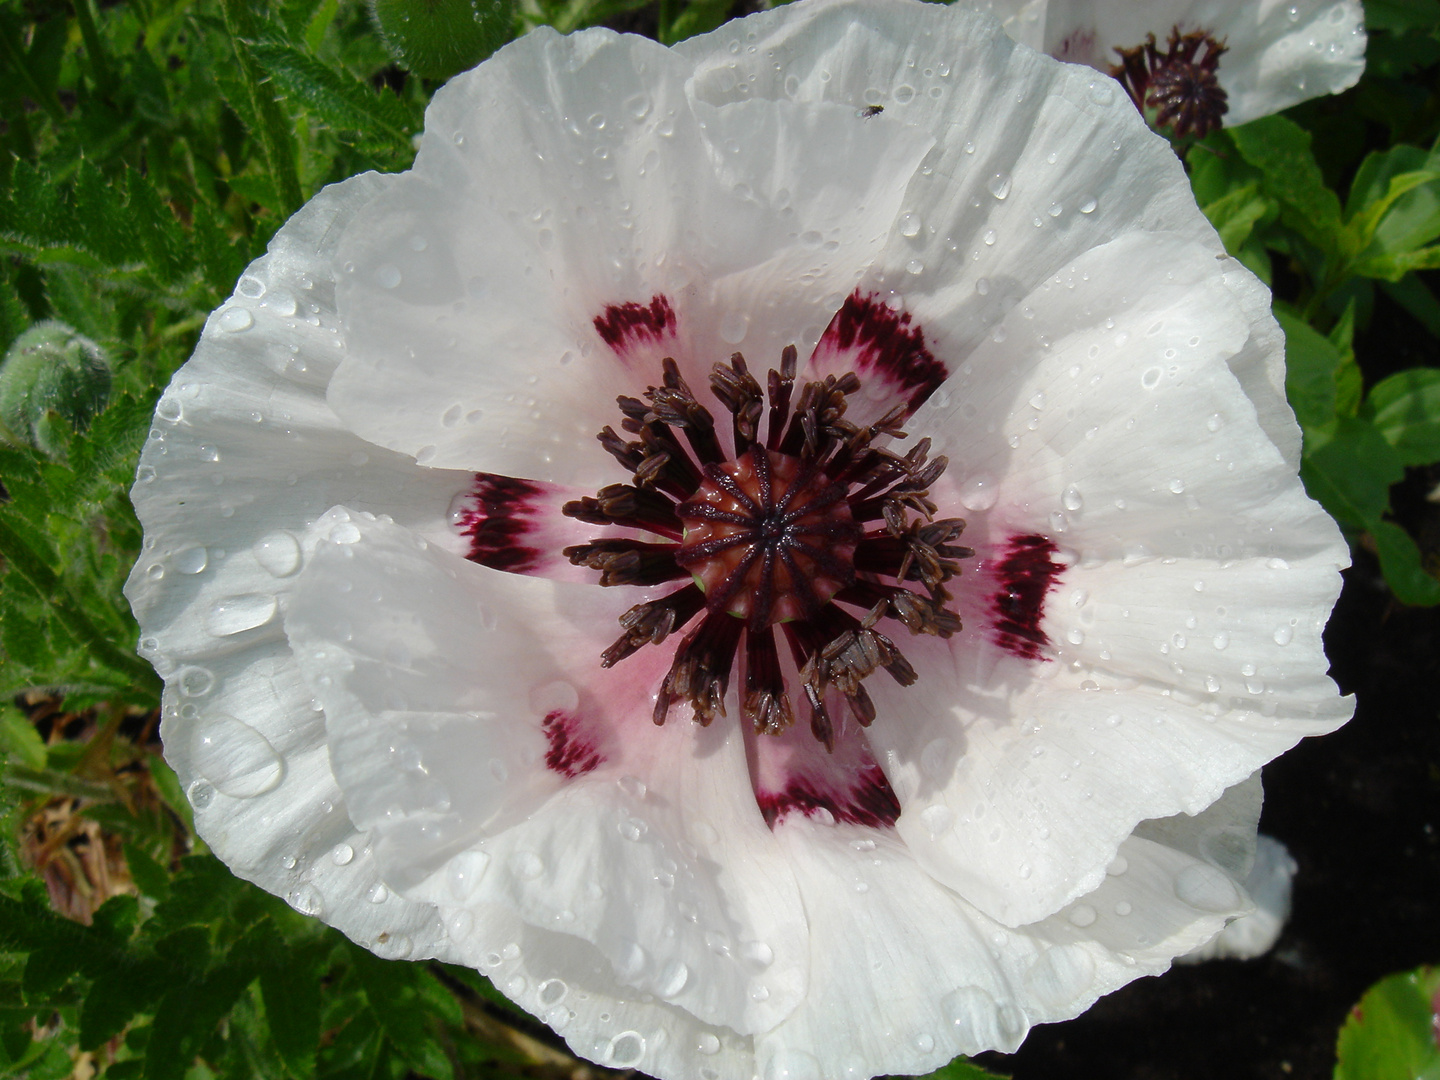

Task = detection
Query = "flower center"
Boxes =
[561,347,973,749]
[1111,27,1229,139]
[676,449,858,626]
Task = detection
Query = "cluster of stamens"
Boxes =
[562,347,972,750]
[1111,27,1229,139]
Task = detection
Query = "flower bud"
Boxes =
[0,320,112,456]
[369,0,513,81]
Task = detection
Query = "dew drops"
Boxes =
[1175,863,1241,912]
[1087,79,1115,105]
[604,1032,646,1069]
[538,978,568,1006]
[1107,854,1129,876]
[983,228,997,245]
[987,173,1012,200]
[331,843,354,866]
[237,276,266,299]
[905,258,924,275]
[374,264,402,289]
[173,546,209,574]
[618,817,648,842]
[288,885,324,916]
[1062,485,1083,511]
[899,212,922,237]
[719,311,750,344]
[187,779,215,810]
[1168,478,1186,494]
[697,1033,721,1056]
[741,940,774,968]
[205,594,278,637]
[765,1049,822,1080]
[512,851,545,879]
[959,474,998,511]
[1273,624,1293,646]
[1115,900,1132,916]
[1079,198,1097,214]
[1024,945,1096,1007]
[656,959,689,999]
[442,403,464,427]
[218,307,254,333]
[367,882,389,904]
[1066,904,1097,928]
[189,714,285,798]
[254,531,302,577]
[1212,631,1230,650]
[915,1032,935,1053]
[178,666,214,696]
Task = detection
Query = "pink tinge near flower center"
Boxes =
[561,338,972,751]
[1111,26,1230,139]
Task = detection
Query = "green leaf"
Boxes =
[1370,521,1440,607]
[1364,0,1440,33]
[1367,367,1440,465]
[1228,116,1344,255]
[260,966,320,1080]
[123,842,174,902]
[1335,965,1440,1080]
[1276,308,1341,429]
[0,703,46,769]
[1383,275,1440,337]
[351,946,454,1080]
[246,40,415,147]
[1201,183,1272,256]
[913,1057,1011,1080]
[1300,417,1406,530]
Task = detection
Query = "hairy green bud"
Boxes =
[0,321,112,456]
[369,0,514,81]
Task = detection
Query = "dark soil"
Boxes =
[977,542,1440,1080]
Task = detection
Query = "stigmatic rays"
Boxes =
[562,347,972,751]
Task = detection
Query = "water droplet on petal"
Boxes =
[765,1050,822,1080]
[331,843,354,865]
[605,1032,646,1069]
[174,546,209,574]
[1175,863,1241,912]
[255,531,302,577]
[218,307,254,333]
[1273,624,1293,646]
[959,474,998,512]
[697,1033,721,1055]
[374,265,402,289]
[987,173,1012,200]
[205,594,278,636]
[190,713,284,797]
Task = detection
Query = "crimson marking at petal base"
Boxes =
[757,764,901,830]
[542,711,604,778]
[819,291,948,414]
[594,295,677,356]
[992,534,1063,661]
[460,474,546,575]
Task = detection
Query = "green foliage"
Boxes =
[1334,966,1440,1080]
[0,2,1435,1080]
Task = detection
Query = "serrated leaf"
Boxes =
[261,967,320,1079]
[350,947,454,1080]
[246,40,414,147]
[1301,417,1406,530]
[0,703,46,768]
[1367,367,1440,465]
[144,965,256,1080]
[80,958,169,1051]
[1228,116,1344,255]
[1335,965,1440,1080]
[1277,308,1341,429]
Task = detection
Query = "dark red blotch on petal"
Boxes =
[594,294,676,356]
[819,291,949,414]
[459,474,545,575]
[542,711,604,778]
[992,533,1063,661]
[757,764,901,830]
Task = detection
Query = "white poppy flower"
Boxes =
[125,1,1352,1078]
[978,0,1367,134]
